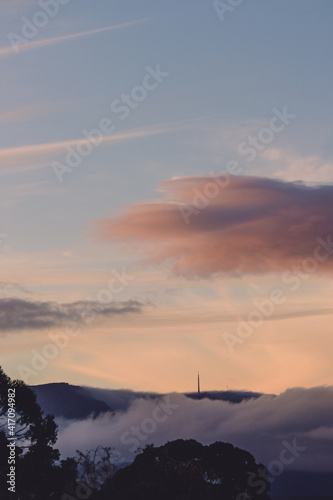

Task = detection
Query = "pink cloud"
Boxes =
[93,175,333,276]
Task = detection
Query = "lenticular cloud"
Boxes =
[93,175,333,277]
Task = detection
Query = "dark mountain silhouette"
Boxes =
[30,383,263,419]
[185,390,264,403]
[31,383,112,419]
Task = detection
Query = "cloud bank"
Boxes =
[56,386,333,475]
[94,175,333,277]
[0,298,143,332]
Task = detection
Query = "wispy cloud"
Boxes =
[0,298,143,332]
[0,119,199,175]
[0,281,32,296]
[0,19,147,57]
[0,104,51,124]
[0,125,171,174]
[0,101,83,124]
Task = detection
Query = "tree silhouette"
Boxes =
[75,445,119,491]
[0,366,77,499]
[96,439,271,500]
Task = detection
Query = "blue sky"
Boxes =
[1,0,333,392]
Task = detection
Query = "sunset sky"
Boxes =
[1,0,333,394]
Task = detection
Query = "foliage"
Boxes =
[0,366,77,499]
[96,438,271,500]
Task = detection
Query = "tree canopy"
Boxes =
[96,439,271,500]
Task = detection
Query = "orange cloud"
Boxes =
[93,175,333,276]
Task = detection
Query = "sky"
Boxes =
[1,0,333,394]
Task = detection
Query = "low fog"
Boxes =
[55,386,333,473]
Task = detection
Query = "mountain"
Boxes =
[185,389,263,403]
[31,382,112,419]
[31,383,263,420]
